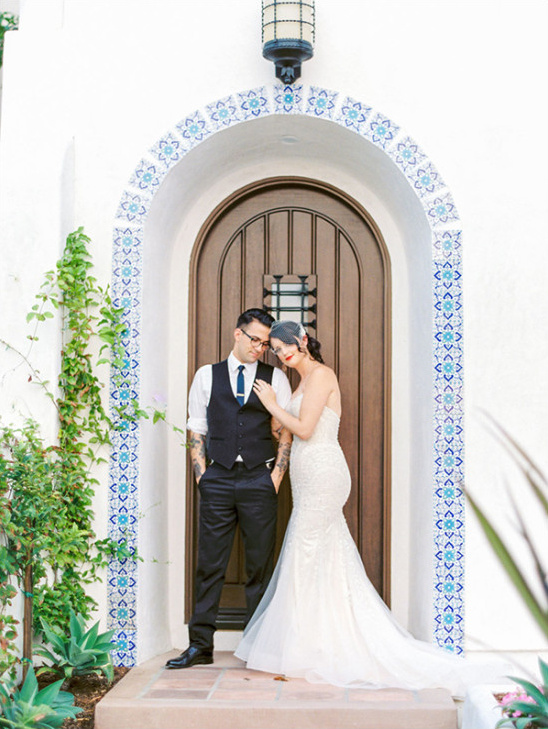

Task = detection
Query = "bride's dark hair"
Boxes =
[270,320,324,364]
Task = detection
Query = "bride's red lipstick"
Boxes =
[285,355,293,361]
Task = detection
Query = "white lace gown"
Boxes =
[235,395,504,696]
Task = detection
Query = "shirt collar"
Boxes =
[228,352,258,375]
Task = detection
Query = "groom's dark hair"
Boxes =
[236,308,275,329]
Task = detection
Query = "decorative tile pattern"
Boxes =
[388,135,427,172]
[115,191,149,226]
[109,84,464,665]
[237,87,270,120]
[336,96,372,133]
[432,228,463,653]
[109,223,143,666]
[363,112,400,150]
[306,86,338,118]
[273,83,304,114]
[433,230,462,261]
[426,191,460,227]
[175,111,211,149]
[149,133,186,169]
[408,161,445,199]
[206,95,241,130]
[128,160,164,199]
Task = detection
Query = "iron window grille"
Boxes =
[263,274,317,330]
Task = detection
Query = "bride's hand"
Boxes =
[253,379,277,410]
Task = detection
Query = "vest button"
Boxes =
[238,446,242,452]
[239,434,243,438]
[239,422,243,426]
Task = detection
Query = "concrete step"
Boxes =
[96,651,458,729]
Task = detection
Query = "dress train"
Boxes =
[235,396,507,696]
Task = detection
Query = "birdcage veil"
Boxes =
[270,320,324,363]
[269,320,306,346]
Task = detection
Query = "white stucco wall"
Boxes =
[1,0,547,668]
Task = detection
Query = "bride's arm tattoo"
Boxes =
[272,426,292,485]
[189,431,207,482]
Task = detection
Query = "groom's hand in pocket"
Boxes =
[189,431,207,485]
[270,471,282,494]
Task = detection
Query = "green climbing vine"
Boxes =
[0,228,134,678]
[0,12,18,68]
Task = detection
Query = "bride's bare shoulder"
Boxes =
[309,364,338,385]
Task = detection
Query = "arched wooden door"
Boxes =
[186,178,391,626]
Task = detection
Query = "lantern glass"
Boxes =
[262,1,315,44]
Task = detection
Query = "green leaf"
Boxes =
[505,484,548,605]
[507,676,548,710]
[482,413,548,515]
[68,610,83,641]
[103,662,114,682]
[152,410,165,424]
[18,666,39,702]
[94,636,116,649]
[467,492,548,639]
[71,650,97,667]
[506,700,545,717]
[81,620,99,648]
[540,659,548,689]
[520,467,548,517]
[35,680,65,707]
[35,647,58,664]
[40,620,67,657]
[515,719,538,729]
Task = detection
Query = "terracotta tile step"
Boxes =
[96,651,458,729]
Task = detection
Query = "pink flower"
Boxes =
[499,689,538,719]
[500,694,514,706]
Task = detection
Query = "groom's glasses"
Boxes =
[238,328,270,350]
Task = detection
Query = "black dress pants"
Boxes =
[188,461,278,651]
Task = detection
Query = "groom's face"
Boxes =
[233,320,271,364]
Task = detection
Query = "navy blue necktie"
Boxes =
[236,365,245,406]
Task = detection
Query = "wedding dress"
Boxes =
[235,395,504,696]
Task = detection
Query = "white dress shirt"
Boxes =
[187,352,292,436]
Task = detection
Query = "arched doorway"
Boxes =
[186,177,391,626]
[109,85,465,665]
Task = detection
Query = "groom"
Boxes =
[166,308,292,669]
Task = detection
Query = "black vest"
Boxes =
[206,360,275,469]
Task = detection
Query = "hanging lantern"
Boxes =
[262,0,315,85]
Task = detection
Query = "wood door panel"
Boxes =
[267,211,290,273]
[315,217,337,369]
[291,211,314,272]
[244,218,266,311]
[187,178,391,625]
[220,234,242,354]
[338,236,361,540]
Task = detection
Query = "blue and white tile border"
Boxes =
[108,83,465,665]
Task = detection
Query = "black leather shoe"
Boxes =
[165,645,214,669]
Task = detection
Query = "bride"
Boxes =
[235,320,505,696]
